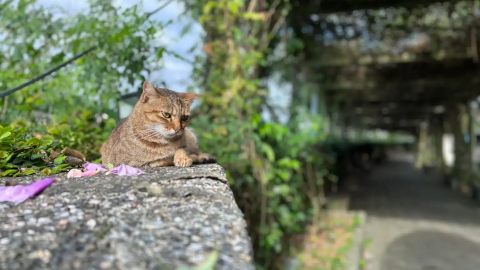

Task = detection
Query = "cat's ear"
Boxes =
[141,81,159,103]
[180,93,199,105]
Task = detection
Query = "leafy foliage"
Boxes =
[0,124,71,177]
[188,0,335,268]
[0,111,115,177]
[0,0,170,122]
[31,110,117,161]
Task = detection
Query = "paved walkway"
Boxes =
[349,157,480,270]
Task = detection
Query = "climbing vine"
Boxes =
[188,0,334,268]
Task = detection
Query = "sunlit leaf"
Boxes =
[261,143,275,162]
[0,132,11,141]
[0,151,9,159]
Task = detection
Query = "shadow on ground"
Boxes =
[381,229,480,270]
[348,159,480,226]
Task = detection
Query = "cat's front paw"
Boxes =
[174,156,193,167]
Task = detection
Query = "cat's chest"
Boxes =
[135,139,182,160]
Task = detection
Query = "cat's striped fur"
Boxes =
[100,81,215,167]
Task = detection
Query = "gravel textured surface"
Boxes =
[0,164,254,270]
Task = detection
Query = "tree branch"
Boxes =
[247,0,259,13]
[146,0,175,18]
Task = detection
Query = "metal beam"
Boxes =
[319,58,480,82]
[291,0,473,14]
[322,76,480,92]
[325,89,480,105]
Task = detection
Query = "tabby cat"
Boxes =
[100,81,216,168]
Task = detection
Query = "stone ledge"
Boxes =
[0,164,254,270]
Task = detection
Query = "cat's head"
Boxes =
[137,81,198,139]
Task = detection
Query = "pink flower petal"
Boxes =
[0,178,56,204]
[67,169,83,178]
[84,163,107,172]
[81,169,101,177]
[109,164,145,176]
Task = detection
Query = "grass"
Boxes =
[292,212,362,270]
[359,238,372,270]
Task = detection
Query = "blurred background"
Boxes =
[2,0,480,269]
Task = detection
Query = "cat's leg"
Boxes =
[187,153,216,164]
[148,157,174,167]
[174,148,193,167]
[184,128,216,164]
[188,154,200,164]
[196,153,216,164]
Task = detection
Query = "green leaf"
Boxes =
[180,23,193,37]
[202,2,216,14]
[106,163,114,170]
[31,154,45,160]
[25,137,41,146]
[0,126,13,138]
[156,47,166,59]
[260,143,275,162]
[0,132,11,141]
[0,151,9,159]
[52,164,70,173]
[24,168,36,175]
[54,155,66,165]
[1,169,17,177]
[12,157,26,164]
[277,158,300,170]
[40,168,52,175]
[276,170,291,181]
[39,140,54,149]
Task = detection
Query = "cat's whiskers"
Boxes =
[147,124,172,137]
[150,124,177,138]
[146,127,163,136]
[138,126,175,142]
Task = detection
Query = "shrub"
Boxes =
[0,110,115,177]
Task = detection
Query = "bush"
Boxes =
[0,110,116,177]
[192,109,335,268]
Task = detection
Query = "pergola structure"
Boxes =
[289,0,480,179]
[323,58,480,132]
[295,0,476,13]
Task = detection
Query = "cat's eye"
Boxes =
[161,112,171,118]
[181,115,189,121]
